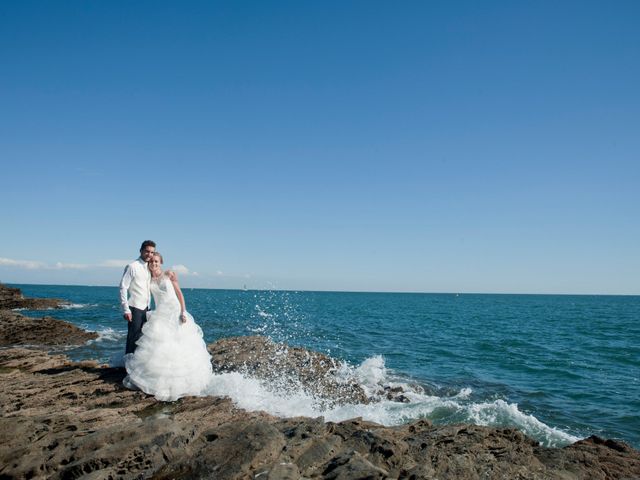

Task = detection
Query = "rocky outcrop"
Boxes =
[0,347,639,479]
[0,284,97,346]
[0,283,65,310]
[0,309,98,346]
[209,336,371,406]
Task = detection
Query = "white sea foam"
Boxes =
[60,303,92,309]
[352,355,387,392]
[204,354,581,448]
[454,387,473,399]
[209,372,321,418]
[467,399,581,447]
[89,327,126,345]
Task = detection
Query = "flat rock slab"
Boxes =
[0,310,98,346]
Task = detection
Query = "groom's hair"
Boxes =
[140,240,156,252]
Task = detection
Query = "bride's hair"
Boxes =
[152,252,164,264]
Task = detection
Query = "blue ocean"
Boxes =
[10,284,640,449]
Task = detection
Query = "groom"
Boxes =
[119,240,156,354]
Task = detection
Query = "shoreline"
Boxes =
[1,284,639,479]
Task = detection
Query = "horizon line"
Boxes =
[3,281,638,297]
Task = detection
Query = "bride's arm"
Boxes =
[167,271,188,323]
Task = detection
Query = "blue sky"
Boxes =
[1,1,638,294]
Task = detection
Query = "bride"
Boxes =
[123,252,213,401]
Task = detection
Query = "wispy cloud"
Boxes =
[171,264,199,276]
[1,256,235,281]
[1,257,130,271]
[54,262,90,270]
[0,257,46,269]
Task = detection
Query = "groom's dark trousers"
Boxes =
[126,307,148,354]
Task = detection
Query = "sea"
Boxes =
[9,284,640,449]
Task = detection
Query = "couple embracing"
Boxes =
[119,240,212,401]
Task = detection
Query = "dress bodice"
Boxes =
[150,274,180,312]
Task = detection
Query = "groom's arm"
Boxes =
[119,264,133,320]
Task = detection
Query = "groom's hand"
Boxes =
[124,312,132,322]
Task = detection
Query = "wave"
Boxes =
[205,354,581,448]
[19,303,91,310]
[466,399,580,447]
[60,303,97,309]
[90,327,126,343]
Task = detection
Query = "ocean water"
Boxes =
[10,284,640,449]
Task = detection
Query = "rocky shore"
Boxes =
[1,284,639,479]
[0,284,97,347]
[0,283,66,311]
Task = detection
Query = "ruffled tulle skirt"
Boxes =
[123,306,213,401]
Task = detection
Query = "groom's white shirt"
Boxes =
[119,257,151,314]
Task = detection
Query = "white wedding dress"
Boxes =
[123,273,213,401]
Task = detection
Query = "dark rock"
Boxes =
[0,283,66,310]
[323,450,389,479]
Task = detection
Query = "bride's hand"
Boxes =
[180,312,187,323]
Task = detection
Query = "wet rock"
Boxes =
[208,336,370,405]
